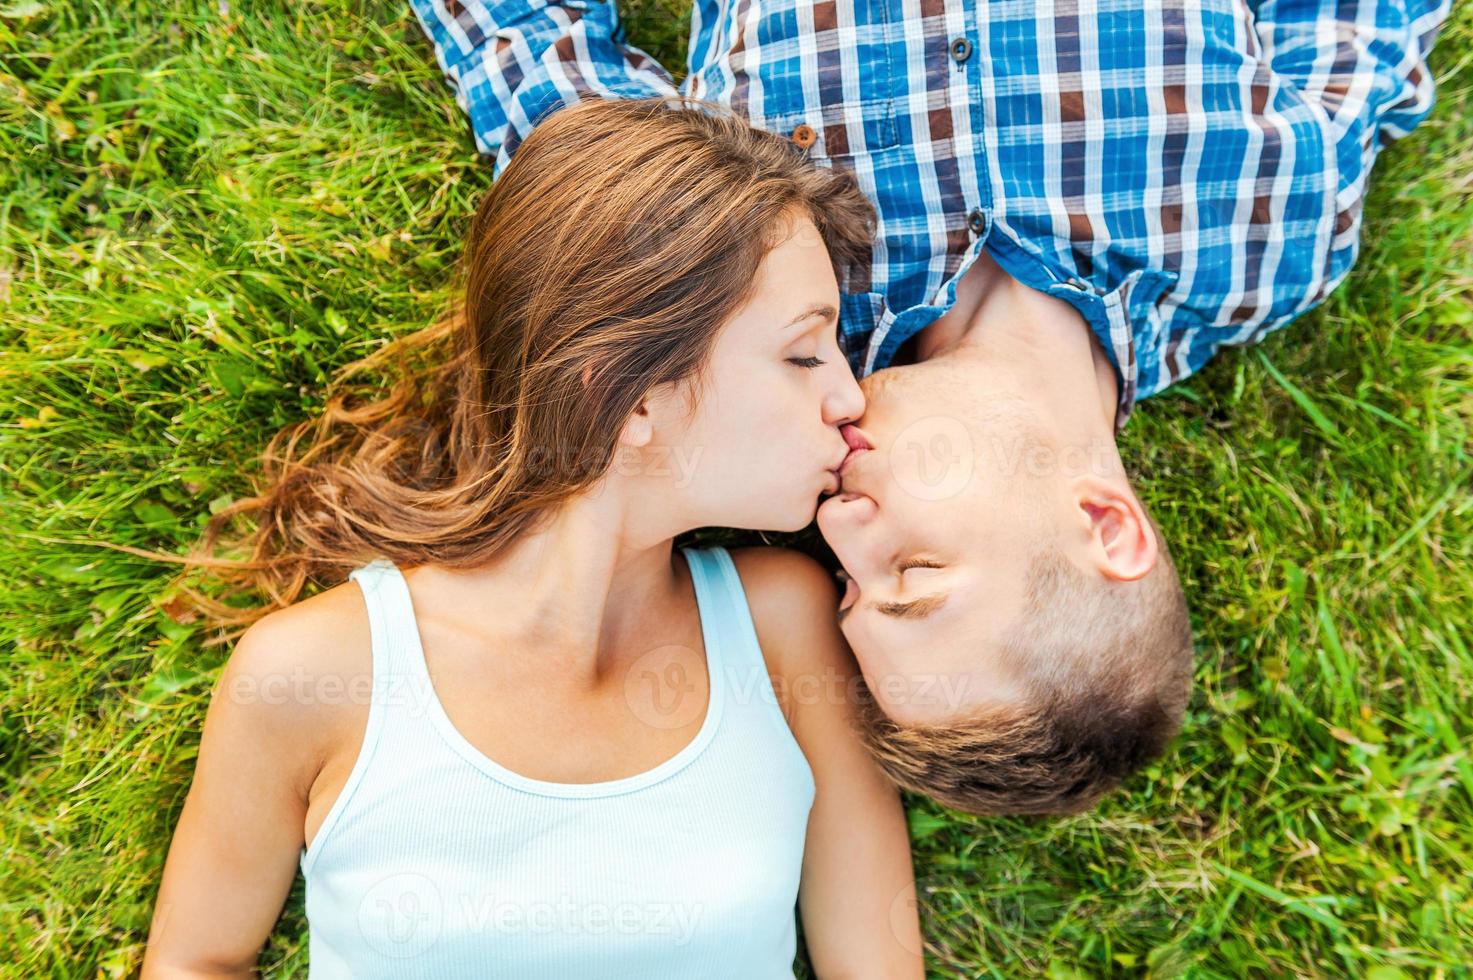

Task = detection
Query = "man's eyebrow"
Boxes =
[875,593,949,619]
[782,303,838,329]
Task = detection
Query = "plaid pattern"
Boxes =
[411,0,1447,424]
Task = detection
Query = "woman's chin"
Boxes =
[781,501,821,532]
[763,494,823,533]
[713,482,829,533]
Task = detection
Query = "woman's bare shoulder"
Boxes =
[727,546,852,692]
[211,577,374,794]
[226,578,373,691]
[728,546,840,624]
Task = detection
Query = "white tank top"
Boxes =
[298,545,816,978]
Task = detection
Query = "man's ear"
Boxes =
[1069,474,1157,581]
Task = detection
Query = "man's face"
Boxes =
[816,358,1050,725]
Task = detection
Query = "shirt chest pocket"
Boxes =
[726,0,904,155]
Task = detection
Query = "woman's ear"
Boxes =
[617,400,655,449]
[583,362,655,449]
[1069,474,1158,581]
[617,374,691,450]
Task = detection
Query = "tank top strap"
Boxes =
[346,557,428,709]
[679,545,808,762]
[680,545,768,684]
[300,558,426,876]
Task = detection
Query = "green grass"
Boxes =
[2,0,1469,976]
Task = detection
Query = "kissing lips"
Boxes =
[837,423,873,477]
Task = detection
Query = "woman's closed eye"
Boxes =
[787,355,826,369]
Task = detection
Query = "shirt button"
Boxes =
[967,208,986,235]
[949,37,973,63]
[790,123,816,149]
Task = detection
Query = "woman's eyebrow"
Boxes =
[782,303,838,328]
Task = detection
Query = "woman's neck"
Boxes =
[412,482,691,683]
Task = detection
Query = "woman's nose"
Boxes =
[822,362,866,427]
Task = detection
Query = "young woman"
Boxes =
[141,96,923,978]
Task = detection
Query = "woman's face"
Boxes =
[650,213,866,531]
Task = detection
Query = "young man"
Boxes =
[409,0,1447,813]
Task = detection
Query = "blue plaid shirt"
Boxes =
[411,0,1447,424]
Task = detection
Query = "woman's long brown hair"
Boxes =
[164,96,876,642]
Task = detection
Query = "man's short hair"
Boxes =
[855,519,1194,815]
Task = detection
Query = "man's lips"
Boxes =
[824,424,874,495]
[836,423,873,476]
